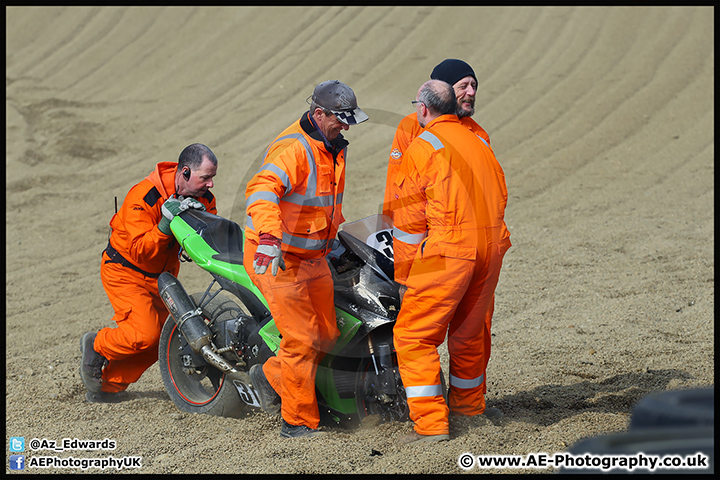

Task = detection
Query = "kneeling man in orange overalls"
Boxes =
[79,144,218,403]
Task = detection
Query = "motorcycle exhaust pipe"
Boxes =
[158,272,212,353]
[158,272,240,375]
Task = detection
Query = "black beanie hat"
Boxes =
[430,59,476,86]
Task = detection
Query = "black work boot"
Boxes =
[280,419,326,438]
[79,332,107,394]
[249,364,281,415]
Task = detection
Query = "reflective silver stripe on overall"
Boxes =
[418,130,445,151]
[449,373,484,390]
[393,227,426,245]
[405,384,444,398]
[280,233,328,251]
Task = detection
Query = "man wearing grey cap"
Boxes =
[383,59,491,221]
[244,80,368,438]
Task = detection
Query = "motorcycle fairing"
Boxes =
[171,210,267,309]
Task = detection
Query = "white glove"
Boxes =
[253,234,286,276]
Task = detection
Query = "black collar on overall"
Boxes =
[301,111,349,163]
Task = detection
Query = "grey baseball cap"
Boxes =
[308,80,369,125]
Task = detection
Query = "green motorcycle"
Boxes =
[157,210,414,426]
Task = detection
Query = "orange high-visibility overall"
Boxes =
[392,115,510,436]
[244,112,344,429]
[383,113,490,221]
[94,162,217,393]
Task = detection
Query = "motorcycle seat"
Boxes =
[179,210,245,266]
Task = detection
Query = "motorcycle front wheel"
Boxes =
[355,354,410,423]
[355,355,448,424]
[158,292,248,418]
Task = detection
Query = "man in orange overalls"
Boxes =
[392,80,511,445]
[244,80,368,438]
[79,144,218,403]
[383,58,489,221]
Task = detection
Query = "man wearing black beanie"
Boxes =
[431,59,478,118]
[383,58,491,221]
[382,61,502,436]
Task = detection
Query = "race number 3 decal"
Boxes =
[367,229,394,260]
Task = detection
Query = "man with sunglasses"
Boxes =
[244,80,368,438]
[392,80,511,445]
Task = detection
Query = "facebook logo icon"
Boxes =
[9,455,25,470]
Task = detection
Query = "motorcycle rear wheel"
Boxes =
[158,292,247,418]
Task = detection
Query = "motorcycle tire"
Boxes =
[559,426,714,474]
[629,387,714,430]
[158,292,247,418]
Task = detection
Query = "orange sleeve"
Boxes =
[383,114,423,220]
[461,116,491,146]
[391,146,429,285]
